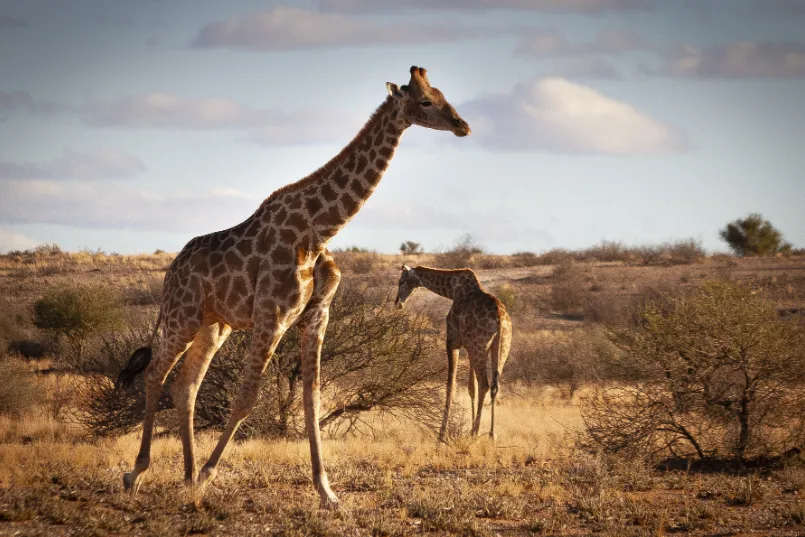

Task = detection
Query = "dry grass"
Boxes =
[1,250,805,535]
[1,387,803,536]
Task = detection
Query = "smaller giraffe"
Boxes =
[395,265,512,442]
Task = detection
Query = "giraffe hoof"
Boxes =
[196,466,217,493]
[123,472,140,496]
[320,495,340,510]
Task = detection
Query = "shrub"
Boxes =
[505,329,617,399]
[581,281,805,461]
[0,360,41,416]
[635,239,706,266]
[439,234,484,269]
[549,262,590,315]
[33,285,126,365]
[493,283,517,313]
[77,280,445,439]
[720,213,792,256]
[332,249,381,275]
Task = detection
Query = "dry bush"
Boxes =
[537,248,575,265]
[582,281,805,461]
[549,262,595,315]
[634,239,705,266]
[332,248,383,275]
[505,329,617,398]
[492,283,517,313]
[0,359,42,416]
[122,274,164,307]
[77,280,444,439]
[510,251,542,267]
[438,234,484,269]
[581,241,636,263]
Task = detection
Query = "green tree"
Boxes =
[33,285,125,364]
[400,241,423,255]
[719,213,792,256]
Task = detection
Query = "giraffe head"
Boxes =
[394,264,421,308]
[386,66,471,137]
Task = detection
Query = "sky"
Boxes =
[0,0,803,255]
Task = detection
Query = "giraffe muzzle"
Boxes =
[452,117,471,137]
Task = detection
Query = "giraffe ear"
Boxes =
[386,82,405,100]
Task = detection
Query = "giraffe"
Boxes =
[116,66,471,508]
[394,265,512,442]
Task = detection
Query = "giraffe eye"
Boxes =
[419,100,432,107]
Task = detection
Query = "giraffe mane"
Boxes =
[259,96,395,208]
[414,265,481,284]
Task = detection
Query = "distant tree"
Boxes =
[400,241,423,255]
[719,213,791,256]
[33,285,125,365]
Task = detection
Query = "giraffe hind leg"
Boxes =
[124,329,196,495]
[169,320,232,489]
[468,348,489,437]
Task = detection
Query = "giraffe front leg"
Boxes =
[298,254,340,509]
[439,345,460,443]
[197,322,286,495]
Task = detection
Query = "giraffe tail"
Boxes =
[116,312,162,389]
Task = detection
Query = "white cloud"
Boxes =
[662,41,805,78]
[191,6,477,51]
[81,92,358,144]
[0,228,38,253]
[0,149,145,180]
[462,78,684,154]
[319,0,646,13]
[0,180,258,233]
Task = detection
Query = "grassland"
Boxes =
[1,248,804,536]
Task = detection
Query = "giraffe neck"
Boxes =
[412,266,481,301]
[262,96,408,247]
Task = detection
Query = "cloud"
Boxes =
[0,228,38,254]
[0,90,69,120]
[318,0,646,13]
[513,29,646,79]
[0,180,257,233]
[81,92,359,144]
[552,56,622,79]
[661,41,805,78]
[0,149,146,180]
[0,14,28,29]
[191,6,478,50]
[514,28,645,58]
[461,78,684,154]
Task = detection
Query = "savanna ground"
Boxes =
[1,244,805,536]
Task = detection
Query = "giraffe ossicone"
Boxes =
[395,265,512,442]
[117,66,470,508]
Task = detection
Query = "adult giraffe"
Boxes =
[117,66,470,508]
